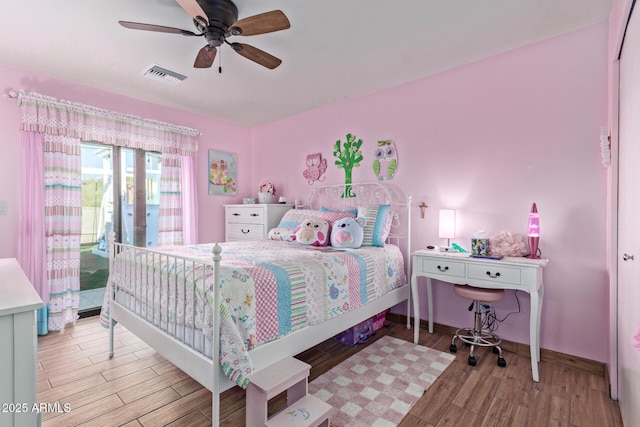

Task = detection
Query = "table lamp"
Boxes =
[439,209,456,251]
[527,203,540,259]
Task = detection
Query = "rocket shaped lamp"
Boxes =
[527,203,540,259]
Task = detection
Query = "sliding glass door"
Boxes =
[79,143,161,313]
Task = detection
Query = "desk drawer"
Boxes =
[468,263,521,285]
[420,258,466,278]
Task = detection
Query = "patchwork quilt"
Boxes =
[99,240,406,388]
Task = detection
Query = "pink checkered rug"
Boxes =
[309,336,455,427]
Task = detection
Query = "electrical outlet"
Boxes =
[0,201,7,215]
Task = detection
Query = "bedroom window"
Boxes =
[79,143,161,313]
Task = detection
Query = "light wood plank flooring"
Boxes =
[37,316,624,426]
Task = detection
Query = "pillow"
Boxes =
[267,227,295,242]
[330,216,367,249]
[277,209,356,230]
[319,206,359,216]
[293,217,331,246]
[357,205,391,247]
[381,210,394,241]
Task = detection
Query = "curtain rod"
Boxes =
[3,89,201,137]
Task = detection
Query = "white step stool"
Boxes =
[246,356,331,427]
[265,394,331,427]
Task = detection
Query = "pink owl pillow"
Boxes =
[293,217,331,247]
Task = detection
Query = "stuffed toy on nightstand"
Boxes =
[330,217,367,249]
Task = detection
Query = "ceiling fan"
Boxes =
[119,0,290,70]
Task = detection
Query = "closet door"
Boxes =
[618,4,640,425]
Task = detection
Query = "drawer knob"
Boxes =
[437,265,449,272]
[486,271,501,278]
[232,213,240,216]
[241,229,250,234]
[250,213,259,217]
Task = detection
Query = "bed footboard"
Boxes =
[106,232,224,424]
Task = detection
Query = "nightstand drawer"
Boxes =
[468,263,521,285]
[420,258,466,278]
[226,223,265,241]
[226,206,265,224]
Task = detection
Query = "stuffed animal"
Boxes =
[267,227,295,242]
[330,216,367,249]
[293,217,330,246]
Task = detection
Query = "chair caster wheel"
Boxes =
[468,356,477,366]
[492,347,500,354]
[450,344,457,353]
[497,357,507,367]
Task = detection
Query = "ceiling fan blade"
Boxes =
[230,43,282,69]
[231,10,290,36]
[176,0,209,25]
[194,46,217,68]
[119,21,200,36]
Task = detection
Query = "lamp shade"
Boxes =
[438,209,456,239]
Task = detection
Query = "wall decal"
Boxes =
[208,150,237,196]
[333,133,363,198]
[302,152,327,184]
[373,140,398,180]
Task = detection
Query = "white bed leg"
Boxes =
[212,243,222,427]
[212,393,220,427]
[405,194,412,330]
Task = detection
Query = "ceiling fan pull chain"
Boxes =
[219,48,222,74]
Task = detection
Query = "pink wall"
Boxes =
[0,63,251,256]
[251,23,610,362]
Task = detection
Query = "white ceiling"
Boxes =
[0,0,611,127]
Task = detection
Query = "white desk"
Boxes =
[411,250,548,382]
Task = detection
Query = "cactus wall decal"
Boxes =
[333,133,363,198]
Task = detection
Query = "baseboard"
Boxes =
[386,313,606,378]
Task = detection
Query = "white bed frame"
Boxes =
[107,182,412,426]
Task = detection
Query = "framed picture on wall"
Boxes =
[208,150,237,196]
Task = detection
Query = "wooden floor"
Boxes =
[37,315,624,427]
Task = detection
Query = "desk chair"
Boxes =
[449,284,507,367]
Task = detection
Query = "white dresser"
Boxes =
[225,204,293,242]
[0,258,43,426]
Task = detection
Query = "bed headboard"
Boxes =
[295,182,412,275]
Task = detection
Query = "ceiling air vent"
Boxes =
[141,64,187,85]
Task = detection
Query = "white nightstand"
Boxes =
[411,250,548,382]
[224,204,293,242]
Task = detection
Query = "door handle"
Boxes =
[623,253,635,261]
